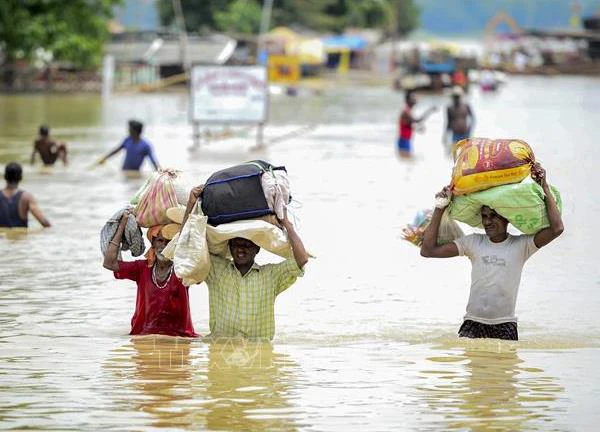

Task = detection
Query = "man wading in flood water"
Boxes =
[420,162,563,340]
[180,184,309,340]
[31,125,68,166]
[0,162,51,228]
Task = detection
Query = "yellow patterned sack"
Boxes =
[451,138,534,196]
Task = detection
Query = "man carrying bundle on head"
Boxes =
[420,162,563,340]
[103,211,197,337]
[180,182,309,341]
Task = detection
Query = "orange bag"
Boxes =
[451,138,534,196]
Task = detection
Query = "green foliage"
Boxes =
[389,0,420,36]
[272,0,342,32]
[157,0,420,35]
[158,0,223,33]
[0,0,121,68]
[214,0,262,34]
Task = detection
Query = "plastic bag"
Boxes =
[173,201,210,286]
[402,208,464,247]
[451,138,534,195]
[162,232,179,261]
[135,170,180,227]
[448,180,562,234]
[261,168,291,220]
[130,172,159,206]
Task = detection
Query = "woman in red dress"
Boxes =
[103,212,197,337]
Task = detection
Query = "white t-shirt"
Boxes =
[454,233,538,324]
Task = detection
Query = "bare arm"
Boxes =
[98,143,124,164]
[23,193,51,227]
[467,104,475,134]
[415,106,438,123]
[181,185,204,230]
[532,163,564,248]
[103,212,129,271]
[31,144,37,165]
[420,186,459,258]
[147,146,161,171]
[279,209,309,268]
[442,107,451,143]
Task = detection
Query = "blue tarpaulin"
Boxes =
[420,59,456,73]
[322,35,368,51]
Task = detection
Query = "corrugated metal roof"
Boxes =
[105,34,237,65]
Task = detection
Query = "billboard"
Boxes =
[190,66,268,123]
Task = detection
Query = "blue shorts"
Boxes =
[452,132,470,143]
[397,137,412,152]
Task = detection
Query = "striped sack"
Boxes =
[135,170,180,228]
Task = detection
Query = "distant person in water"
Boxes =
[98,120,160,172]
[0,162,51,228]
[443,86,475,152]
[31,125,68,166]
[397,90,437,158]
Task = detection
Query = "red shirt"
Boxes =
[399,106,413,139]
[114,260,198,337]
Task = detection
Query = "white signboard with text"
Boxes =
[190,66,268,123]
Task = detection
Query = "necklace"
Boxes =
[152,264,173,289]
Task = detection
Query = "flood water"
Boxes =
[1,76,599,430]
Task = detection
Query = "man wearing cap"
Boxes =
[1,162,51,228]
[103,211,197,337]
[180,185,309,340]
[443,86,475,151]
[98,120,160,172]
[31,125,68,166]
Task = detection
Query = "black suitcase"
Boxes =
[201,160,286,226]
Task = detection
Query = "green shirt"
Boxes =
[206,254,304,340]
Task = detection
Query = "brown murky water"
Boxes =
[1,76,599,430]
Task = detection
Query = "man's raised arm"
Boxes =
[532,163,564,249]
[279,209,308,268]
[420,186,459,258]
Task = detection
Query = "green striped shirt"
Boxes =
[206,254,304,340]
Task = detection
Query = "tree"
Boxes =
[272,0,419,35]
[272,0,342,32]
[157,0,223,33]
[157,0,420,36]
[387,0,420,37]
[0,0,121,68]
[214,0,262,35]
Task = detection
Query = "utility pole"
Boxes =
[257,0,274,64]
[255,0,274,150]
[384,0,397,75]
[172,0,190,72]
